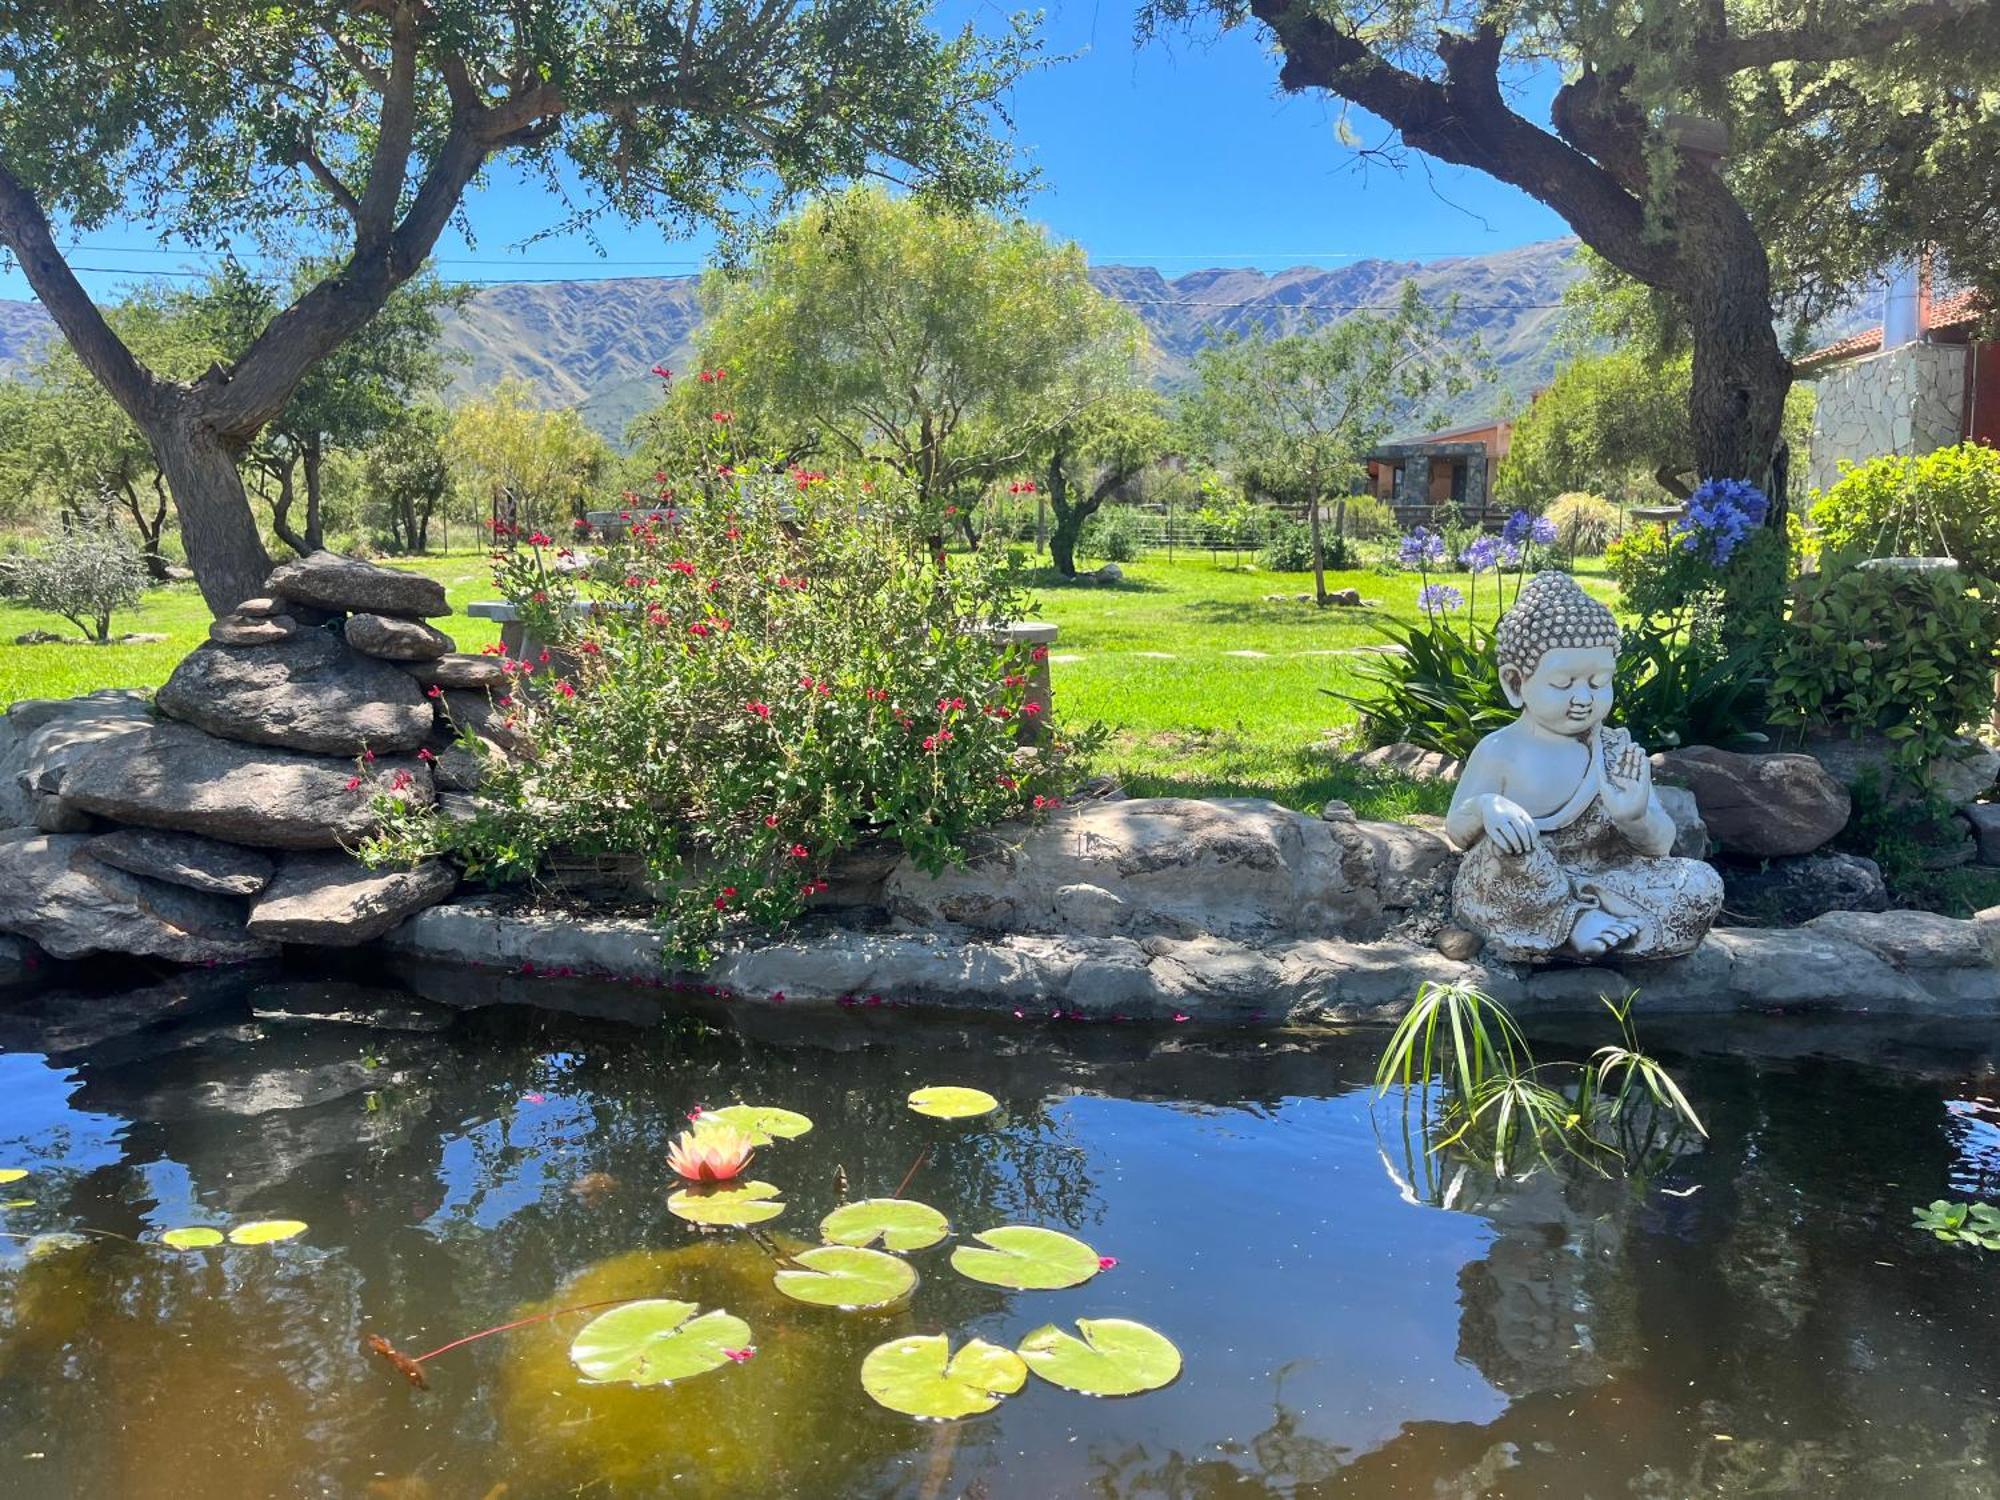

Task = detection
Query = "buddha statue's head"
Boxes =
[1495,571,1622,737]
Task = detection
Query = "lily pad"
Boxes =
[0,1168,28,1184]
[950,1225,1101,1290]
[668,1180,786,1228]
[820,1198,950,1252]
[1017,1318,1182,1396]
[907,1086,998,1120]
[227,1219,308,1245]
[161,1226,226,1250]
[569,1298,752,1387]
[861,1334,1028,1419]
[703,1105,814,1143]
[24,1231,88,1258]
[773,1245,917,1310]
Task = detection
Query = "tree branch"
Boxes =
[1711,0,1972,71]
[295,132,364,222]
[356,0,422,241]
[0,163,161,422]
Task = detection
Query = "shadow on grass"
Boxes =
[1019,567,1170,595]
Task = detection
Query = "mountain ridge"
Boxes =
[0,237,1585,443]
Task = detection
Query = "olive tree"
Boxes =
[0,0,1036,612]
[6,525,149,643]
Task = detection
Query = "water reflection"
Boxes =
[0,962,1992,1497]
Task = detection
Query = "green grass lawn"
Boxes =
[0,552,504,705]
[1021,554,1619,815]
[0,544,1616,820]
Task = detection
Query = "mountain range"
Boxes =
[0,237,1584,444]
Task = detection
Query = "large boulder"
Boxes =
[247,852,457,946]
[1803,730,2000,809]
[1655,784,1710,860]
[266,549,449,618]
[345,612,453,660]
[0,690,154,826]
[156,632,432,754]
[0,831,277,962]
[85,828,275,896]
[1653,746,1850,858]
[1720,851,1887,925]
[62,721,434,849]
[883,796,1384,942]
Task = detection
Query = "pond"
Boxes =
[0,961,1996,1498]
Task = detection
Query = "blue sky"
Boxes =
[6,0,1571,303]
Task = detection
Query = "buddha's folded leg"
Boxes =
[1574,857,1724,959]
[1453,835,1593,959]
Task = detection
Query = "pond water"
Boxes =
[0,961,1997,1499]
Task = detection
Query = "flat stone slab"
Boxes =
[0,831,277,963]
[156,633,432,755]
[247,852,456,946]
[62,721,433,849]
[209,613,307,646]
[345,613,454,661]
[883,796,1388,943]
[403,653,508,690]
[266,550,449,618]
[383,900,2000,1022]
[86,828,275,896]
[0,690,155,825]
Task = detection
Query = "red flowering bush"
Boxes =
[368,462,1090,959]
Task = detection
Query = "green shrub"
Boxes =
[1544,492,1620,556]
[4,524,149,642]
[1257,518,1351,572]
[1080,504,1144,563]
[1325,612,1514,760]
[366,466,1092,961]
[1769,562,2000,775]
[1338,492,1397,541]
[1810,443,2000,579]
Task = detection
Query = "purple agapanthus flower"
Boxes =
[1530,514,1558,546]
[1501,509,1534,546]
[1459,535,1501,573]
[1675,478,1770,566]
[1398,527,1447,567]
[1497,538,1522,567]
[1417,583,1464,616]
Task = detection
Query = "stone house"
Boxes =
[1797,280,2000,492]
[1362,416,1513,527]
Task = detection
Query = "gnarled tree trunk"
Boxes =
[150,419,274,614]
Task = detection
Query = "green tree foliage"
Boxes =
[366,406,452,556]
[1810,444,2000,581]
[4,521,150,643]
[1178,283,1471,604]
[0,0,1038,611]
[1141,0,1998,507]
[1499,349,1814,507]
[685,186,1148,527]
[447,379,611,537]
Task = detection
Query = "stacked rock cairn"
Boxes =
[0,552,516,964]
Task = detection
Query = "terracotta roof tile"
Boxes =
[1797,288,1989,371]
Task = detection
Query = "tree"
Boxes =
[367,406,452,555]
[1044,390,1169,578]
[690,186,1148,521]
[1178,284,1470,605]
[6,523,149,643]
[446,379,610,536]
[0,2,1035,612]
[1142,0,1993,509]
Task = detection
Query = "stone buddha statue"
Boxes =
[1446,571,1722,962]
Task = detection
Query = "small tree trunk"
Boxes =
[302,439,326,552]
[150,420,274,616]
[1046,444,1081,579]
[118,479,172,582]
[1308,495,1329,606]
[268,458,310,559]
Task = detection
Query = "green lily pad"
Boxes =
[569,1298,752,1387]
[668,1180,786,1227]
[703,1105,813,1143]
[820,1198,950,1252]
[861,1334,1028,1419]
[906,1086,998,1120]
[161,1227,226,1250]
[0,1168,28,1184]
[227,1219,308,1245]
[1017,1318,1182,1397]
[773,1245,917,1310]
[24,1231,88,1258]
[950,1225,1101,1290]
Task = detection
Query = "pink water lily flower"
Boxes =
[667,1123,756,1183]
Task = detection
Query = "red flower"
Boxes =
[1097,1256,1118,1271]
[710,410,733,423]
[786,843,809,859]
[745,701,771,719]
[651,363,673,381]
[417,747,436,762]
[764,814,780,828]
[555,680,577,699]
[689,622,710,638]
[527,531,553,547]
[579,640,600,655]
[1022,701,1044,716]
[712,886,738,911]
[389,769,414,792]
[344,776,362,792]
[723,1347,756,1364]
[997,775,1019,790]
[426,685,442,699]
[1003,673,1026,688]
[1033,794,1062,810]
[669,560,696,577]
[481,643,506,656]
[362,749,377,763]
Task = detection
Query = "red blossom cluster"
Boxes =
[1008,480,1039,495]
[651,363,673,381]
[710,410,734,424]
[698,368,726,383]
[554,680,577,699]
[745,701,771,720]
